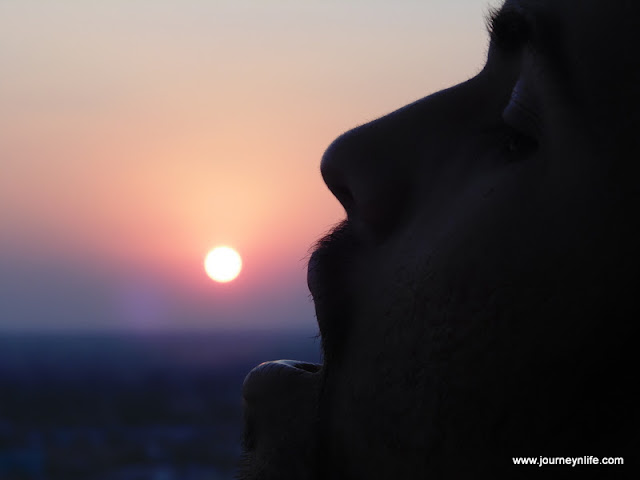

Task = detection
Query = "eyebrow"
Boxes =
[486,4,533,53]
[486,2,571,88]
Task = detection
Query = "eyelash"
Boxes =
[500,124,538,158]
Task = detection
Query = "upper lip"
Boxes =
[306,250,323,300]
[306,219,357,301]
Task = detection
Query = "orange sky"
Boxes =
[0,0,494,331]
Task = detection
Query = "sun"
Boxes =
[204,246,242,283]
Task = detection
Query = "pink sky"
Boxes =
[0,0,493,331]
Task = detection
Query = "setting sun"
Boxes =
[204,246,242,283]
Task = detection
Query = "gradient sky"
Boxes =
[0,0,498,332]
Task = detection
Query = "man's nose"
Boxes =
[320,78,480,242]
[320,110,418,242]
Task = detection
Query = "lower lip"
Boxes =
[242,360,321,403]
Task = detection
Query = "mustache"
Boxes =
[308,219,360,288]
[307,218,357,309]
[309,219,352,262]
[308,220,363,480]
[307,219,360,368]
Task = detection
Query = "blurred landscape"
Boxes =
[0,329,321,480]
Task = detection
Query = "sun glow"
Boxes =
[204,246,242,283]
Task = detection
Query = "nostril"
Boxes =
[331,186,355,214]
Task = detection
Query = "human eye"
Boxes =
[501,78,540,158]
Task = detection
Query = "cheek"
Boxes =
[340,163,577,386]
[402,163,603,370]
[321,248,434,472]
[324,127,607,437]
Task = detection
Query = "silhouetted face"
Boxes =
[239,0,638,478]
